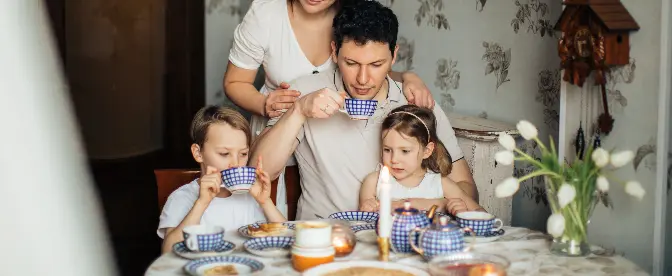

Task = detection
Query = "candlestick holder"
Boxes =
[377,237,390,261]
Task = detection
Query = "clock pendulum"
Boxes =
[575,88,586,160]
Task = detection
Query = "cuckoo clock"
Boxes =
[554,0,639,135]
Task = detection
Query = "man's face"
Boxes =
[331,40,397,100]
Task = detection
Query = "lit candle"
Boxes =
[378,166,391,238]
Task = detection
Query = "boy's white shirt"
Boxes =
[157,179,266,239]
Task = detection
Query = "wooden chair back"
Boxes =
[155,169,200,211]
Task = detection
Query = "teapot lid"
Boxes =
[394,201,419,215]
[431,216,459,231]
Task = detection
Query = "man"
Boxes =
[250,0,477,220]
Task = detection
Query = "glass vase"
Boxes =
[544,177,593,257]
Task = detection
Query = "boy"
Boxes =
[158,106,285,253]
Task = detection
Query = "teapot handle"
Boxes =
[409,227,426,255]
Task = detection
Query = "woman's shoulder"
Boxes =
[246,0,285,18]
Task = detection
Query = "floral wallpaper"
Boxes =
[388,0,561,231]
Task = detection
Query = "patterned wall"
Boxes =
[386,0,562,231]
[204,0,563,231]
[557,0,664,272]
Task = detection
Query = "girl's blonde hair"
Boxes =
[382,105,452,176]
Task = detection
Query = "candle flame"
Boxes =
[380,166,389,182]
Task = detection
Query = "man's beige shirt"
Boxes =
[267,69,464,220]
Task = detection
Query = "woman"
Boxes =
[223,0,435,220]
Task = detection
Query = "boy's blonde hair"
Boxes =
[190,106,251,148]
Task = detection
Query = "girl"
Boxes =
[158,106,286,253]
[359,105,485,215]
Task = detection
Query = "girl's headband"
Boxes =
[389,111,430,143]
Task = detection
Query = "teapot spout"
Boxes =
[426,205,438,221]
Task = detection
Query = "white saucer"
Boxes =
[173,241,235,259]
[464,229,506,243]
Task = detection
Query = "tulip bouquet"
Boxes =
[494,120,644,257]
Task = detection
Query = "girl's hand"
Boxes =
[264,82,301,118]
[445,198,468,215]
[401,73,435,109]
[198,166,222,203]
[359,198,379,212]
[250,156,272,205]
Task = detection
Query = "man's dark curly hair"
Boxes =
[332,0,398,56]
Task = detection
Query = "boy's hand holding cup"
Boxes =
[250,156,272,205]
[198,166,222,203]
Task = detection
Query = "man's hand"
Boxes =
[401,72,435,109]
[198,166,222,203]
[250,156,272,205]
[296,88,346,119]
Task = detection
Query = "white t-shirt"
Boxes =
[156,180,266,239]
[229,0,336,138]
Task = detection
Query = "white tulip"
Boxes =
[495,151,515,165]
[591,148,610,168]
[557,183,576,208]
[625,181,645,200]
[497,133,516,151]
[596,176,609,192]
[610,150,634,168]
[495,177,520,198]
[547,213,565,238]
[516,120,538,140]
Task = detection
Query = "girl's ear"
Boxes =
[191,143,203,163]
[422,141,435,159]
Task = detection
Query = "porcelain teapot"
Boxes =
[388,201,437,253]
[410,216,473,260]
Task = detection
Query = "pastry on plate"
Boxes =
[204,264,238,275]
[248,222,288,237]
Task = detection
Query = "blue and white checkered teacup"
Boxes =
[183,225,225,252]
[455,211,503,236]
[340,99,377,120]
[221,166,256,194]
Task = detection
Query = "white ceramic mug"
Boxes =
[294,221,332,248]
[182,225,225,252]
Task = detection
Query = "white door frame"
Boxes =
[653,0,672,274]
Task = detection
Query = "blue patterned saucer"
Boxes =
[464,228,505,243]
[243,236,294,257]
[183,255,264,275]
[237,222,296,239]
[328,211,379,224]
[350,223,377,243]
[173,240,235,260]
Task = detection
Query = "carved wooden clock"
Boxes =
[554,0,639,135]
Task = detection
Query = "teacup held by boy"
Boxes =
[221,166,256,194]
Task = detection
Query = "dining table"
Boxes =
[144,226,648,276]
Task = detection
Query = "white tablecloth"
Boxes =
[144,227,648,276]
